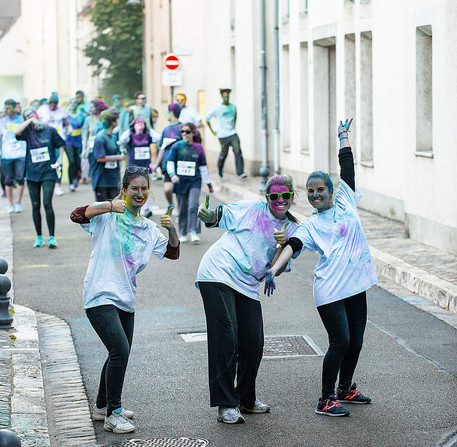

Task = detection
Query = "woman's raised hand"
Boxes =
[198,194,213,223]
[274,221,290,247]
[338,118,353,140]
[111,191,126,213]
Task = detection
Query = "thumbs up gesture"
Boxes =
[160,204,175,229]
[111,191,126,214]
[274,221,290,247]
[198,194,213,223]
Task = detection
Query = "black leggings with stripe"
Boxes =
[27,179,56,236]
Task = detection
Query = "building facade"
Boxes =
[144,0,457,255]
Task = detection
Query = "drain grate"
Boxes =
[101,438,209,447]
[263,335,324,358]
[180,332,323,358]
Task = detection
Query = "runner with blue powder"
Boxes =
[196,175,299,424]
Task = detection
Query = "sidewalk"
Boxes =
[1,172,457,446]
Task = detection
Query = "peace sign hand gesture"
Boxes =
[338,118,353,141]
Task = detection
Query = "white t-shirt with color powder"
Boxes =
[82,210,169,312]
[196,200,298,300]
[293,179,377,307]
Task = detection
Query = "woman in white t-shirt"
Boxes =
[70,166,179,434]
[265,119,377,417]
[196,175,299,424]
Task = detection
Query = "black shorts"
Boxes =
[163,171,171,183]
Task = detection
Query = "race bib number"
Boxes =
[30,147,50,164]
[177,161,196,176]
[134,146,150,160]
[105,161,117,169]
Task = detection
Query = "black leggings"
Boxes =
[86,305,134,416]
[198,281,264,408]
[317,291,367,399]
[95,187,119,202]
[65,146,81,185]
[27,180,56,236]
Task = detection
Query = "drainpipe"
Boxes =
[169,0,174,102]
[259,0,270,191]
[273,0,280,174]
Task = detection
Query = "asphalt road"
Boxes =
[10,181,457,447]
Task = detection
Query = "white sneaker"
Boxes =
[14,202,22,213]
[179,234,188,243]
[54,185,64,196]
[190,231,200,244]
[217,407,245,424]
[104,408,135,433]
[92,403,134,421]
[7,204,14,214]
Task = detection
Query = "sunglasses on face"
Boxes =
[181,130,191,134]
[138,96,146,100]
[266,191,294,202]
[126,166,149,174]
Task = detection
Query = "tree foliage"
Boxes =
[85,0,143,100]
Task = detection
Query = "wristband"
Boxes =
[109,200,113,213]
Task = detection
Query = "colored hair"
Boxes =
[4,99,16,108]
[100,107,120,128]
[176,93,186,100]
[130,117,148,134]
[182,122,201,143]
[264,175,299,223]
[91,99,108,115]
[122,167,150,190]
[168,102,182,119]
[75,90,84,96]
[22,108,37,120]
[306,171,334,195]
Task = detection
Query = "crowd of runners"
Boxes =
[1,89,377,435]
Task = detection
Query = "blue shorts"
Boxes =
[2,158,25,186]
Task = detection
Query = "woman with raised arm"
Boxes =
[264,119,377,417]
[196,175,299,424]
[70,167,179,434]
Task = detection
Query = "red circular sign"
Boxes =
[163,54,181,71]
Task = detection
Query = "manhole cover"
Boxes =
[264,335,323,358]
[101,438,209,447]
[180,332,323,358]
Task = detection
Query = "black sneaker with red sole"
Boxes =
[337,382,371,404]
[315,396,350,417]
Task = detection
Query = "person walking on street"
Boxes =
[37,93,69,196]
[264,119,377,417]
[65,98,86,192]
[152,103,182,211]
[175,93,202,126]
[119,117,156,218]
[129,92,155,130]
[205,88,247,179]
[196,175,299,424]
[14,108,65,248]
[112,95,128,136]
[0,99,26,213]
[91,108,124,202]
[75,90,90,116]
[167,122,213,243]
[81,99,108,185]
[69,167,180,434]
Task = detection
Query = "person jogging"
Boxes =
[70,166,179,434]
[264,119,377,417]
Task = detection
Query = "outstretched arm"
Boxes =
[338,118,355,191]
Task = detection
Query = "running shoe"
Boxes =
[14,202,22,213]
[92,404,134,421]
[239,173,248,179]
[315,396,350,417]
[218,168,223,178]
[239,399,271,414]
[104,408,135,433]
[34,236,43,248]
[7,204,14,214]
[190,231,200,244]
[337,383,371,404]
[179,234,188,243]
[54,185,64,196]
[48,236,58,249]
[217,407,245,424]
[69,184,76,192]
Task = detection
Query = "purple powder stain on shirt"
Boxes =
[337,222,348,237]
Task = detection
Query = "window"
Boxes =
[416,25,433,157]
[281,44,291,150]
[300,42,309,153]
[345,34,356,156]
[360,31,373,165]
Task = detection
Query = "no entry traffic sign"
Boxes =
[163,53,181,71]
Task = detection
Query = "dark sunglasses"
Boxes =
[266,191,294,202]
[138,96,146,100]
[126,166,149,174]
[181,130,192,134]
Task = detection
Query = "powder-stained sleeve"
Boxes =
[70,205,90,224]
[164,242,180,260]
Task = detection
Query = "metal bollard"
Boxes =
[0,258,13,329]
[0,429,21,446]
